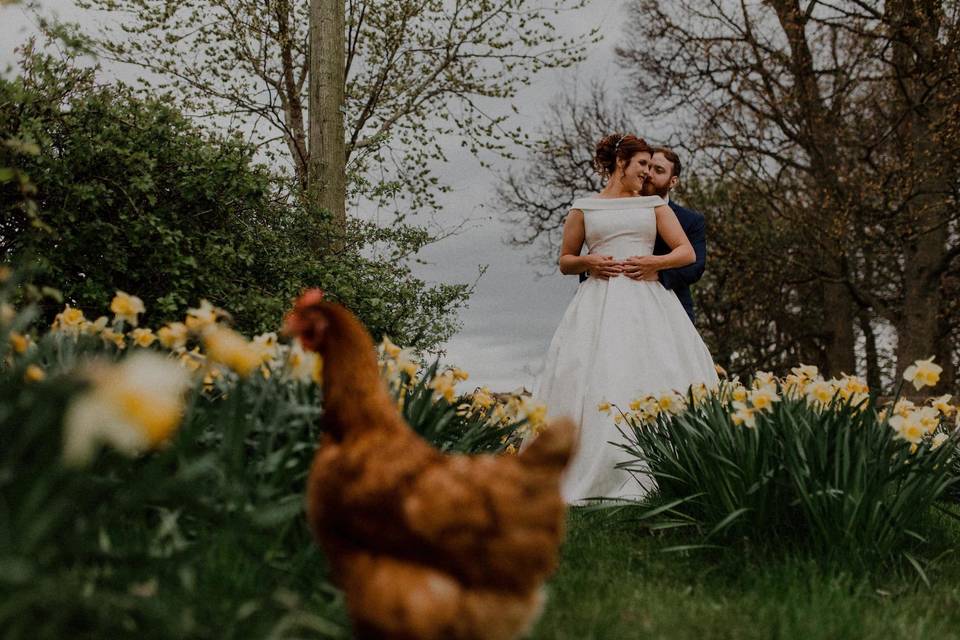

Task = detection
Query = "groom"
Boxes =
[583,147,707,325]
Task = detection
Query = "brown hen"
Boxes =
[284,290,575,640]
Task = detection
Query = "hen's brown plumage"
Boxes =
[284,290,575,640]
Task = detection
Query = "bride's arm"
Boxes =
[651,204,695,269]
[558,209,620,276]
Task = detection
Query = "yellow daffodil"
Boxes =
[9,331,29,354]
[82,316,109,336]
[749,386,780,412]
[251,332,279,364]
[380,336,403,359]
[917,406,940,434]
[158,322,188,350]
[613,412,624,425]
[131,328,157,348]
[792,364,820,381]
[185,300,221,332]
[449,367,469,382]
[806,379,834,407]
[658,392,684,414]
[931,394,955,417]
[731,401,757,428]
[472,387,495,410]
[894,398,916,418]
[903,357,942,391]
[24,364,45,382]
[286,340,323,385]
[597,400,612,414]
[100,327,127,350]
[890,412,925,444]
[429,371,457,403]
[203,326,262,377]
[110,291,145,327]
[178,347,205,373]
[731,384,748,403]
[752,371,776,390]
[63,352,192,466]
[52,305,86,335]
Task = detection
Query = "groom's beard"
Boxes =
[640,179,670,198]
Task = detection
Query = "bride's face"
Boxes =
[619,151,652,192]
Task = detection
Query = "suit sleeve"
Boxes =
[659,214,706,291]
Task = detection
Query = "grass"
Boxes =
[531,506,960,640]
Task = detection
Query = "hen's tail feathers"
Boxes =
[518,417,576,473]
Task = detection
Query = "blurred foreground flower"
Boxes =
[203,326,262,377]
[63,352,192,467]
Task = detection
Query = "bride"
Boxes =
[534,133,718,504]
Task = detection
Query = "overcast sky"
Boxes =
[1,0,632,393]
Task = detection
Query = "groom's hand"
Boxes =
[583,254,622,279]
[622,255,660,280]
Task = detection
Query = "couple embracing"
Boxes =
[534,134,719,504]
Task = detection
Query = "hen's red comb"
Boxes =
[296,288,325,308]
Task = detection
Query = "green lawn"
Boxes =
[531,507,960,640]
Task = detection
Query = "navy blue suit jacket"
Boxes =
[578,200,707,325]
[655,201,706,325]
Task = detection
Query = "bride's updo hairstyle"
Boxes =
[593,133,651,179]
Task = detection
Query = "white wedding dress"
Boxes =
[535,195,718,504]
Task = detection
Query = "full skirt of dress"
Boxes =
[535,275,718,504]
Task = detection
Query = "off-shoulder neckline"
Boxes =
[570,195,666,210]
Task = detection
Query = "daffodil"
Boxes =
[203,326,262,377]
[131,328,157,348]
[52,305,86,335]
[792,364,820,381]
[185,300,221,332]
[752,371,776,390]
[931,394,955,418]
[178,347,205,373]
[251,332,279,364]
[658,392,684,414]
[286,339,323,384]
[917,406,940,434]
[472,387,495,410]
[749,386,780,412]
[8,331,29,354]
[158,322,188,350]
[894,398,916,418]
[63,352,192,466]
[806,379,834,407]
[82,316,109,336]
[731,384,748,403]
[24,364,45,382]
[731,401,756,428]
[890,412,925,444]
[100,327,127,350]
[932,433,949,450]
[429,371,457,403]
[380,336,402,359]
[903,357,942,391]
[110,291,145,327]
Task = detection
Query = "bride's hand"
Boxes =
[622,255,661,280]
[583,254,622,279]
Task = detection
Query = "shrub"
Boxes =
[616,367,959,570]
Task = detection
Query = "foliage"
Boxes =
[65,0,598,208]
[615,367,959,569]
[0,279,529,639]
[0,49,471,351]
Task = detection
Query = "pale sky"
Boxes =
[1,0,633,393]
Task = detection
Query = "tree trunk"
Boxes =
[308,0,347,244]
[887,0,950,387]
[857,307,882,392]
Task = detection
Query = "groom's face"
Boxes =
[641,152,679,197]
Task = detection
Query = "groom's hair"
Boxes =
[594,134,652,178]
[653,147,682,179]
